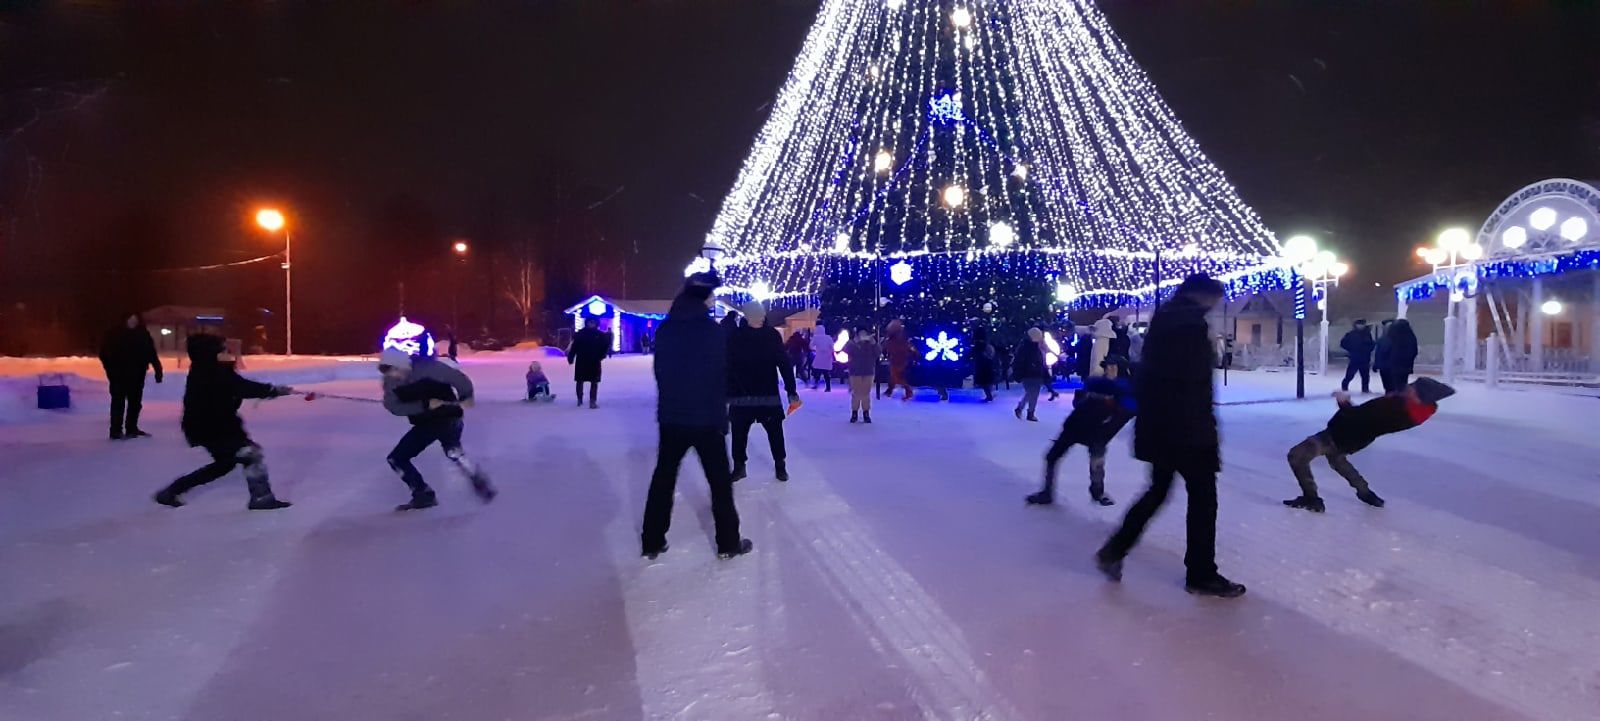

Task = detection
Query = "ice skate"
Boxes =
[1185,575,1247,598]
[126,429,152,439]
[153,490,184,508]
[588,400,598,409]
[717,538,754,559]
[395,495,439,512]
[247,496,292,511]
[1283,495,1326,513]
[471,478,498,503]
[1357,490,1386,508]
[730,463,748,482]
[862,411,872,424]
[1014,406,1022,419]
[642,542,669,560]
[1090,490,1115,507]
[775,462,789,482]
[1024,490,1053,506]
[850,411,858,424]
[1094,552,1123,582]
[1026,413,1039,422]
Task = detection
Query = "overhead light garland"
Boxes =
[700,0,1284,328]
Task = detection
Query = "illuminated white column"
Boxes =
[1591,272,1600,375]
[1463,295,1479,371]
[1396,295,1408,320]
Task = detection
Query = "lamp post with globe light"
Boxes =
[255,209,292,355]
[1416,228,1484,384]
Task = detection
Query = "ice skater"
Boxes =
[883,320,915,401]
[380,346,497,511]
[727,300,800,482]
[1374,318,1418,394]
[1026,355,1135,507]
[641,271,753,560]
[809,323,835,391]
[525,361,553,402]
[568,317,610,408]
[971,327,998,402]
[845,325,880,423]
[1012,328,1048,421]
[1339,319,1375,393]
[153,334,292,510]
[1283,378,1455,513]
[1094,274,1245,599]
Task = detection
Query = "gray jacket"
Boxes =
[383,357,475,424]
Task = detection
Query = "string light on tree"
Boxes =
[698,0,1287,329]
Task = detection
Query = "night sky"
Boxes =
[2,0,1597,350]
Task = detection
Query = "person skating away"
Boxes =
[810,323,836,392]
[727,300,801,482]
[784,327,811,389]
[1377,319,1418,394]
[1027,355,1136,507]
[845,326,880,423]
[883,320,915,401]
[1012,328,1048,421]
[971,327,998,402]
[379,347,497,511]
[1339,320,1376,393]
[568,317,610,408]
[1284,378,1454,513]
[641,272,753,560]
[100,312,164,439]
[153,334,292,510]
[525,361,554,402]
[1095,274,1246,599]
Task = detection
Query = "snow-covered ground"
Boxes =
[2,351,1597,721]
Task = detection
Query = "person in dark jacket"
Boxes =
[99,313,164,439]
[153,334,291,510]
[845,325,880,423]
[1339,320,1376,393]
[568,317,611,408]
[1376,319,1418,393]
[727,300,800,482]
[1027,355,1136,507]
[1284,378,1454,512]
[784,327,812,387]
[1108,317,1132,360]
[970,327,998,402]
[1012,328,1048,421]
[641,272,753,560]
[1096,274,1245,598]
[380,347,496,511]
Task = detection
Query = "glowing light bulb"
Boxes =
[1283,235,1317,264]
[834,232,851,253]
[1500,226,1527,249]
[750,281,773,301]
[1559,216,1587,242]
[1330,262,1349,278]
[874,150,893,174]
[989,221,1015,247]
[1541,300,1563,315]
[942,184,967,209]
[1459,243,1484,261]
[1529,207,1557,231]
[951,7,972,29]
[1437,228,1470,251]
[889,260,913,285]
[1055,283,1077,303]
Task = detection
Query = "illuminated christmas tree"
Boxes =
[700,0,1288,333]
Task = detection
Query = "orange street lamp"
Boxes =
[255,208,293,355]
[452,240,469,255]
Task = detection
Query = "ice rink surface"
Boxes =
[3,352,1598,721]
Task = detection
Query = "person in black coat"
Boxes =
[1095,274,1245,598]
[1339,320,1376,393]
[971,327,998,402]
[99,312,164,439]
[568,317,611,408]
[727,300,800,482]
[641,272,753,560]
[153,334,292,510]
[1377,319,1418,393]
[1011,328,1048,421]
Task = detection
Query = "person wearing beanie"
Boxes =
[1027,354,1136,507]
[568,317,611,408]
[1011,328,1048,421]
[844,324,880,423]
[1339,319,1376,393]
[1097,273,1247,598]
[153,334,293,510]
[726,299,800,482]
[379,344,497,511]
[809,323,836,391]
[1283,377,1454,513]
[641,272,753,560]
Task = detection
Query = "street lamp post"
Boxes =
[255,209,291,355]
[1416,228,1483,385]
[1282,235,1348,398]
[451,241,470,338]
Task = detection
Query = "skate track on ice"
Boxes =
[2,352,1597,720]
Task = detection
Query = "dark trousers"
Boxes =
[641,424,742,554]
[1379,368,1409,393]
[1341,360,1371,392]
[730,406,786,467]
[811,368,832,391]
[1040,425,1106,501]
[1288,431,1370,498]
[386,419,487,501]
[164,440,274,501]
[109,374,146,434]
[1099,459,1219,582]
[575,381,598,404]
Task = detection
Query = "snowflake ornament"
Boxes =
[924,331,962,362]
